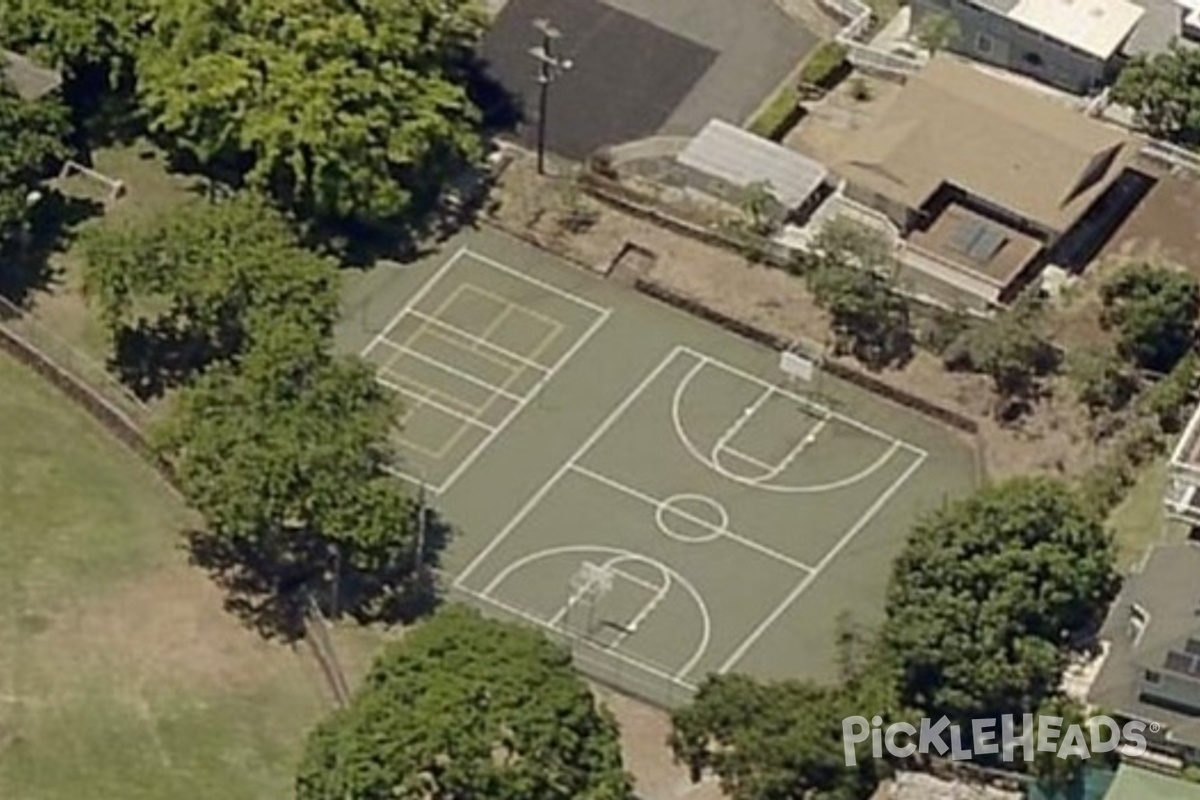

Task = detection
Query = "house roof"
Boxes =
[833,56,1137,233]
[678,119,828,209]
[1104,764,1200,800]
[1090,542,1200,748]
[2,50,62,101]
[1006,0,1144,60]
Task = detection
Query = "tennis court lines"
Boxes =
[360,249,611,493]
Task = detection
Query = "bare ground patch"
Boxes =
[591,684,726,800]
[489,153,1103,480]
[23,561,320,702]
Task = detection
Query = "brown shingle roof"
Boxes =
[2,50,63,101]
[833,56,1136,233]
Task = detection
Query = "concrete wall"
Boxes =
[1140,671,1200,717]
[910,0,1119,94]
[841,182,915,231]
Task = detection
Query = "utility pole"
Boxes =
[529,18,573,175]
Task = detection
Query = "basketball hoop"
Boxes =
[569,561,614,599]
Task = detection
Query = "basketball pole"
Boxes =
[530,19,573,176]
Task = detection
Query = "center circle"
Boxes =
[655,493,728,543]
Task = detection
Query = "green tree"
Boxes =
[81,192,337,395]
[913,12,960,55]
[137,0,486,232]
[1112,46,1200,145]
[155,334,426,636]
[0,86,69,259]
[670,673,887,800]
[0,0,150,132]
[296,605,632,800]
[1141,351,1199,433]
[1067,346,1138,415]
[1029,696,1090,794]
[943,296,1060,410]
[1100,263,1200,373]
[737,180,783,236]
[884,478,1119,722]
[801,219,912,370]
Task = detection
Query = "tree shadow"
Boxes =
[184,499,452,642]
[0,190,104,305]
[109,319,239,400]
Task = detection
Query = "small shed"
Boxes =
[2,50,63,101]
[677,118,831,222]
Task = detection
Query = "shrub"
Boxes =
[747,86,803,141]
[1067,346,1139,416]
[1140,351,1199,433]
[1100,263,1200,373]
[799,41,849,89]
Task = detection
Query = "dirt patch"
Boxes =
[489,152,1104,481]
[591,684,726,800]
[1100,171,1200,276]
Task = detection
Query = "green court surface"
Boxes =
[338,227,978,706]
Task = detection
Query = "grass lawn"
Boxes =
[27,143,206,369]
[1107,459,1191,570]
[0,354,381,800]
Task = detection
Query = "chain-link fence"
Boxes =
[448,582,698,710]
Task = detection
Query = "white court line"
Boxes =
[719,446,777,473]
[407,310,551,373]
[571,464,816,574]
[453,580,698,692]
[545,561,663,628]
[717,450,928,674]
[673,357,908,494]
[477,303,515,341]
[361,248,469,358]
[433,305,610,495]
[740,415,831,484]
[375,375,496,431]
[455,348,683,588]
[375,338,523,403]
[710,386,773,460]
[609,569,671,650]
[461,248,610,316]
[477,544,711,680]
[679,345,927,458]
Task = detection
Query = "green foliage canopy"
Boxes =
[0,0,148,81]
[884,477,1119,722]
[155,332,422,630]
[0,87,69,254]
[296,605,633,800]
[137,0,487,230]
[81,192,337,393]
[670,673,887,800]
[801,219,912,370]
[1112,46,1200,145]
[1100,263,1200,373]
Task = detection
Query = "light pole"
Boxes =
[530,18,573,176]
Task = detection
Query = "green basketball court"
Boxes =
[338,227,978,706]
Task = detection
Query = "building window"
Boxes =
[976,33,993,54]
[1023,52,1043,68]
[1145,670,1162,684]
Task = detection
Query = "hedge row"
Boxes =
[747,85,805,142]
[799,41,850,89]
[633,278,979,435]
